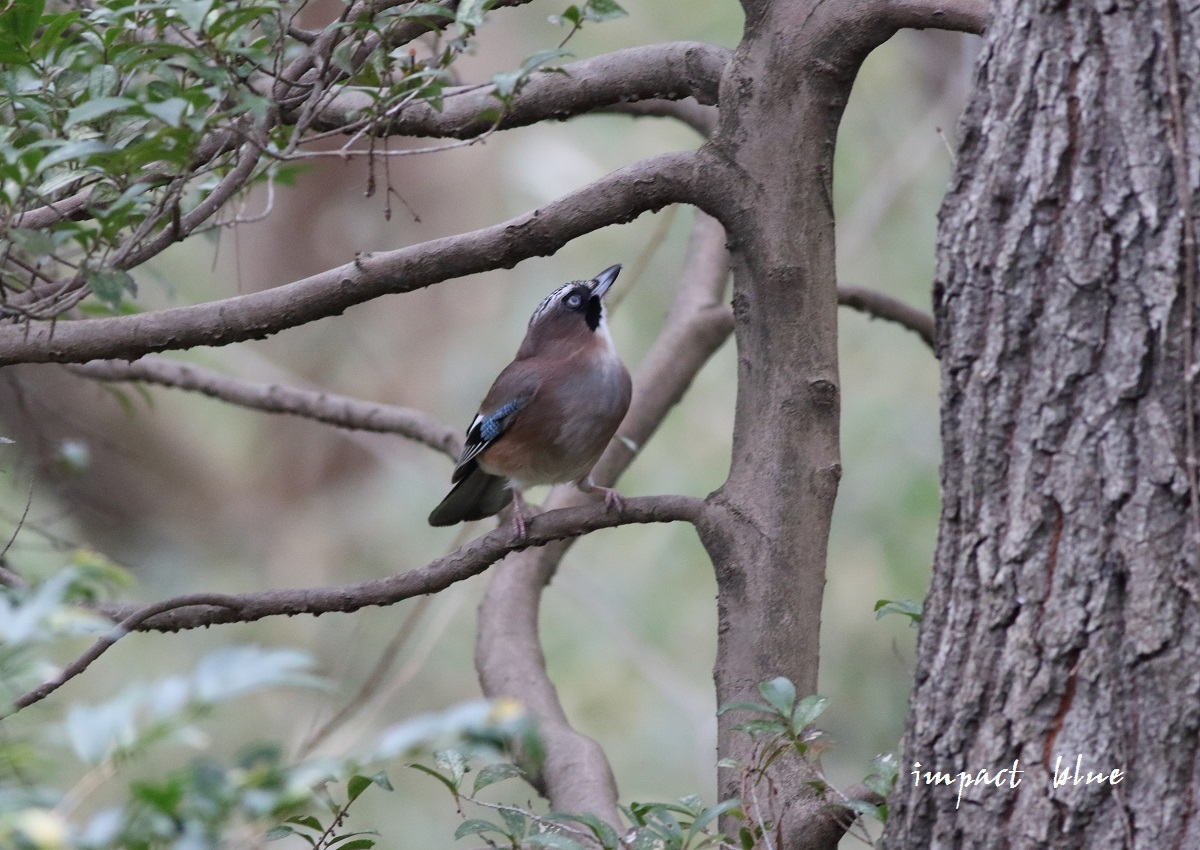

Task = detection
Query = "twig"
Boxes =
[297,595,431,757]
[69,357,461,460]
[9,592,243,712]
[836,285,936,349]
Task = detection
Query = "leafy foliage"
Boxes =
[0,0,622,319]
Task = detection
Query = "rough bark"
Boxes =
[887,1,1200,847]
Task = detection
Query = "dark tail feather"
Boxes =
[428,463,513,526]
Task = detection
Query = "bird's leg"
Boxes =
[576,475,625,513]
[509,489,530,540]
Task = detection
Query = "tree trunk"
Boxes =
[887,0,1200,847]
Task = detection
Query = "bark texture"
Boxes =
[887,1,1200,847]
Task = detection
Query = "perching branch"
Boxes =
[837,285,935,349]
[474,210,732,823]
[89,496,701,634]
[6,497,700,714]
[70,357,461,460]
[0,151,701,367]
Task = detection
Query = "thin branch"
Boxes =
[475,210,732,823]
[69,357,461,460]
[88,495,701,634]
[836,285,935,349]
[603,98,718,138]
[0,151,701,367]
[310,42,729,140]
[9,593,243,712]
[297,595,431,757]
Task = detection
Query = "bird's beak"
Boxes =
[590,264,622,299]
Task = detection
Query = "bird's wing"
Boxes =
[451,363,540,481]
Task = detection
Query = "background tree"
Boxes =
[886,1,1200,848]
[9,0,1187,848]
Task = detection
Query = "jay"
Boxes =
[428,264,632,537]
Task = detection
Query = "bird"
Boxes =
[428,264,632,538]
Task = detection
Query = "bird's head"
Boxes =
[519,264,621,356]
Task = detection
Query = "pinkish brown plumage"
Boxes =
[428,265,631,537]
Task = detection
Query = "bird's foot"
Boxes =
[578,478,625,513]
[509,491,530,541]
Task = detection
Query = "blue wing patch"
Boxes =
[452,396,529,479]
[480,399,524,441]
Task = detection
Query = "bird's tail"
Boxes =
[428,462,513,526]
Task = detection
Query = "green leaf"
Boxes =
[525,832,589,850]
[473,761,523,794]
[86,269,136,309]
[792,694,829,731]
[434,748,467,787]
[455,0,485,28]
[0,0,46,44]
[36,139,114,173]
[716,701,774,716]
[454,818,504,840]
[87,64,119,99]
[286,815,324,832]
[547,812,620,850]
[143,97,189,127]
[347,770,391,802]
[265,825,294,841]
[758,677,795,718]
[498,806,526,839]
[347,775,372,804]
[731,719,787,737]
[685,798,742,846]
[65,95,137,128]
[175,0,215,32]
[874,598,923,626]
[582,0,626,21]
[551,5,582,27]
[408,763,460,798]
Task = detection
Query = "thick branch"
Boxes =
[314,42,729,139]
[475,211,732,823]
[91,496,700,633]
[0,151,701,366]
[837,285,935,349]
[874,0,990,34]
[69,357,461,459]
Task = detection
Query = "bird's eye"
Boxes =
[565,292,584,309]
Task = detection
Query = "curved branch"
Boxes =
[0,151,702,367]
[313,42,729,139]
[603,98,718,139]
[91,495,701,633]
[9,593,242,713]
[837,285,935,349]
[475,211,732,823]
[69,357,461,459]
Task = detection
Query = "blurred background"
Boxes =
[0,2,978,845]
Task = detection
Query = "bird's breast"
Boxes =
[479,349,631,487]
